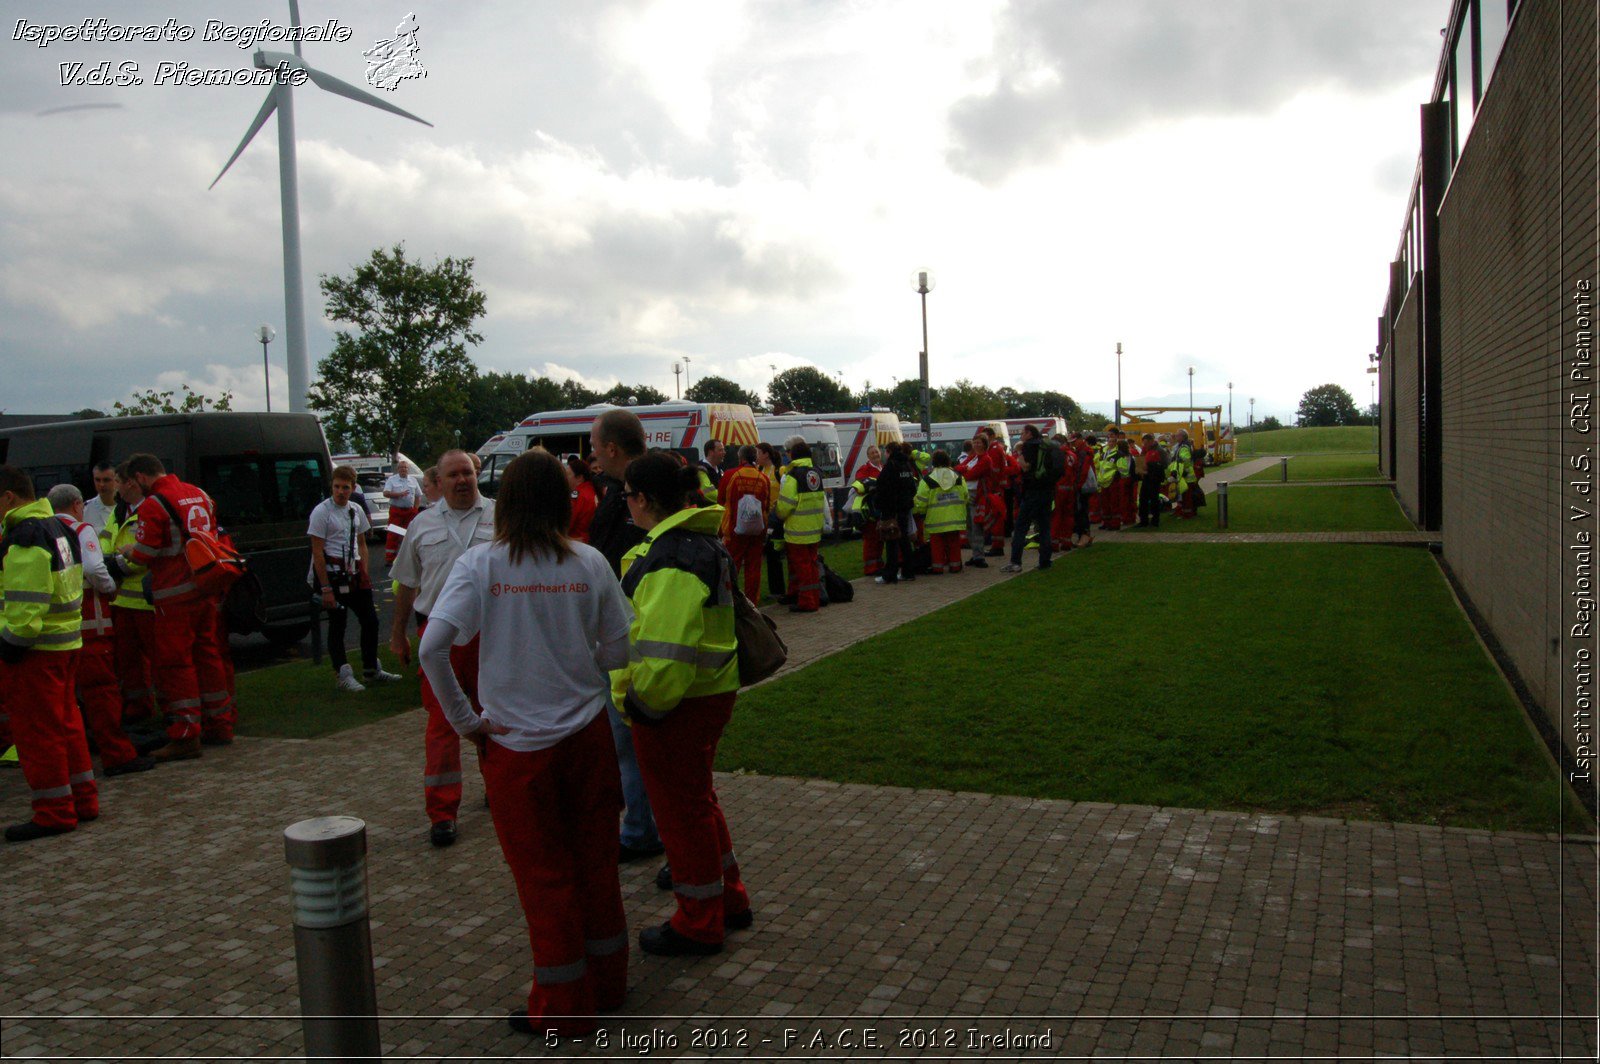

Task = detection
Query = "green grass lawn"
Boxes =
[1241,453,1386,482]
[1235,425,1379,455]
[1151,485,1413,533]
[719,544,1581,832]
[237,648,420,738]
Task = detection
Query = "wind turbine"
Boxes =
[210,2,431,413]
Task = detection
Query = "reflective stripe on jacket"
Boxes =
[775,458,826,545]
[105,511,155,612]
[1,499,84,654]
[613,505,739,722]
[913,468,970,534]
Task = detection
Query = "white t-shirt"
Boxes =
[83,495,116,535]
[390,497,495,616]
[383,473,422,510]
[429,541,633,752]
[307,498,370,565]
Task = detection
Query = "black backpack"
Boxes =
[818,559,854,604]
[1031,440,1065,483]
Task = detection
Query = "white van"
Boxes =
[902,420,1011,457]
[754,417,844,492]
[330,451,419,536]
[476,401,760,495]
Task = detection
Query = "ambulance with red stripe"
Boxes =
[807,409,904,487]
[476,402,760,496]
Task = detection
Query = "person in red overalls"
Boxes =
[122,454,232,762]
[718,446,772,603]
[47,485,151,776]
[849,445,884,576]
[565,455,599,543]
[1049,435,1079,553]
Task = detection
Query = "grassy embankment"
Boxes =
[719,543,1581,833]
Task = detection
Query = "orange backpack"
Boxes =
[154,494,247,596]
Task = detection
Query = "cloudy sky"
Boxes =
[1,0,1446,428]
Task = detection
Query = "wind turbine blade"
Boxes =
[210,90,279,189]
[288,0,303,57]
[303,65,433,127]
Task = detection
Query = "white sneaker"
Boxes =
[999,563,1022,573]
[366,667,402,683]
[336,664,366,692]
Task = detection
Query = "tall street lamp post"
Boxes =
[1249,397,1255,429]
[1188,366,1195,411]
[257,324,276,412]
[911,268,935,440]
[1115,341,1123,426]
[672,360,682,399]
[1227,381,1233,430]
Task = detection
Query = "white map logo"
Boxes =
[364,12,425,92]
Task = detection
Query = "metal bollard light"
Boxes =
[1218,480,1229,529]
[284,816,381,1060]
[1280,455,1289,482]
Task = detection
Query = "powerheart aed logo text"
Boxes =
[489,582,502,597]
[364,12,425,91]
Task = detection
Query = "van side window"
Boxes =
[199,454,326,525]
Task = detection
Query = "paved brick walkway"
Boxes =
[1,512,1591,1059]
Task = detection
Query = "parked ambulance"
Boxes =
[476,401,760,495]
[807,409,904,487]
[901,420,1011,457]
[1002,416,1068,441]
[754,417,844,492]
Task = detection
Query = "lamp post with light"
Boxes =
[911,269,935,439]
[257,324,276,412]
[1188,366,1194,411]
[1115,341,1123,426]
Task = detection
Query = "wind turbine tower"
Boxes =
[211,2,431,413]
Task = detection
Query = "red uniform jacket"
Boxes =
[720,464,773,539]
[128,473,217,607]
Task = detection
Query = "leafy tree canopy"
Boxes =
[768,366,853,414]
[931,379,1004,422]
[308,243,485,461]
[1296,383,1359,427]
[685,374,760,408]
[114,385,233,416]
[598,382,670,407]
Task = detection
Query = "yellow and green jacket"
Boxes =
[1170,442,1195,493]
[612,505,739,722]
[1,499,84,659]
[104,509,154,612]
[913,467,969,535]
[775,458,826,545]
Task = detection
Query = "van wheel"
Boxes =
[263,622,312,647]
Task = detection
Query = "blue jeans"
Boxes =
[607,699,660,848]
[1010,494,1054,566]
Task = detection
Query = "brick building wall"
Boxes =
[1436,0,1597,755]
[1393,289,1422,522]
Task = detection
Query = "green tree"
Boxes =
[74,407,108,419]
[931,378,1004,421]
[997,387,1084,423]
[1296,383,1359,427]
[1069,409,1112,433]
[114,384,234,416]
[768,367,852,414]
[557,378,601,407]
[460,372,566,452]
[308,244,486,460]
[685,375,760,407]
[598,382,670,407]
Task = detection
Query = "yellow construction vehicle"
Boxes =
[1106,406,1235,464]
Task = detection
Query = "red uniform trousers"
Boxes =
[1088,489,1103,526]
[785,542,821,611]
[1050,485,1076,550]
[76,636,139,770]
[201,599,236,741]
[1100,479,1126,530]
[631,691,750,945]
[151,598,230,741]
[112,607,157,723]
[928,531,963,572]
[1120,475,1137,526]
[861,521,883,575]
[418,622,482,825]
[385,505,419,565]
[722,533,765,603]
[6,652,99,830]
[480,713,627,1035]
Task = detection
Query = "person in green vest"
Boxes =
[913,450,970,573]
[774,436,826,612]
